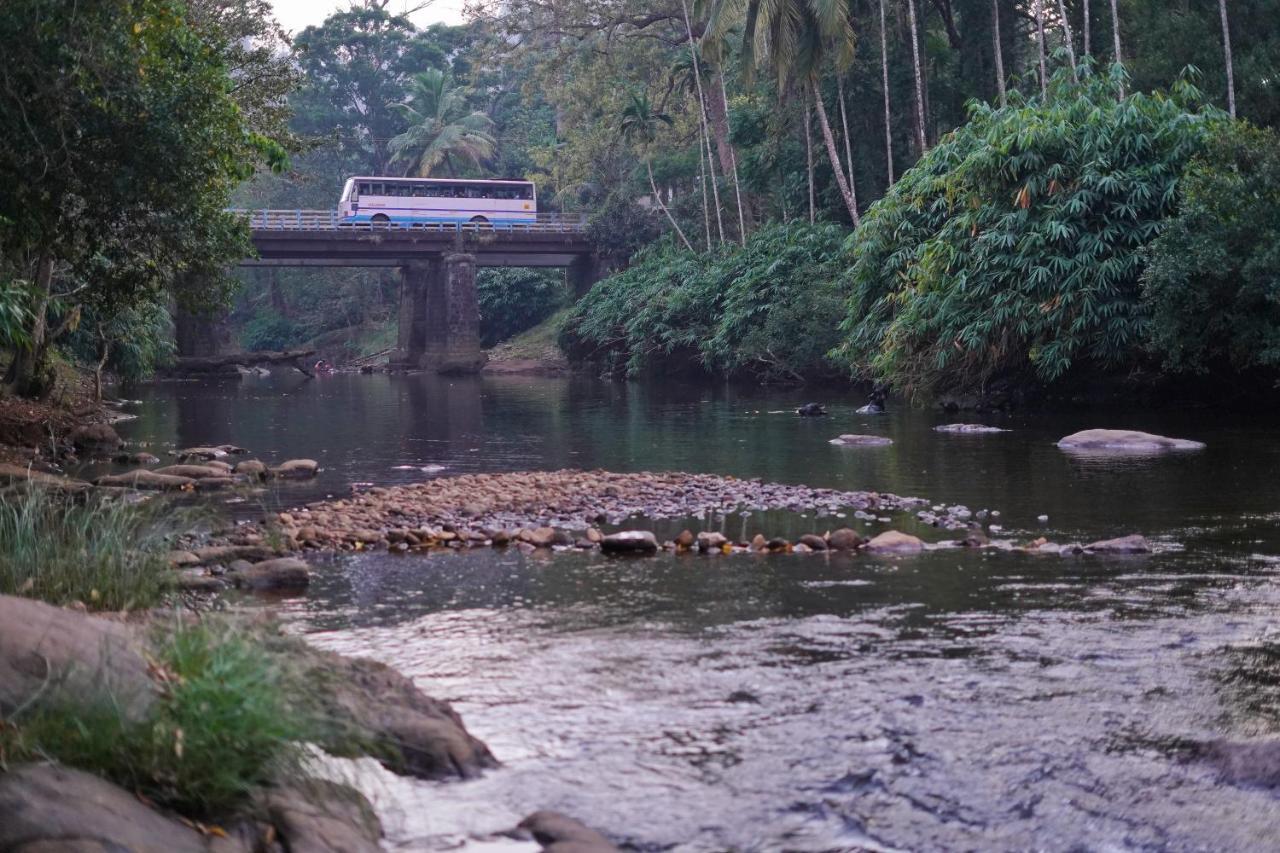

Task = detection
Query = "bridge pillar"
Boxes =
[174,302,232,359]
[567,253,615,298]
[391,254,485,374]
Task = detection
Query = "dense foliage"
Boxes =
[477,269,567,347]
[561,222,848,381]
[1142,122,1280,375]
[835,69,1216,396]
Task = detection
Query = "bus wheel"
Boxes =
[469,216,491,228]
[371,214,390,225]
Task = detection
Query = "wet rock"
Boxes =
[796,402,827,417]
[829,434,893,447]
[154,464,234,480]
[865,530,925,554]
[1202,739,1280,788]
[229,557,311,591]
[0,595,154,722]
[793,542,812,553]
[176,446,230,461]
[265,780,382,853]
[0,764,214,853]
[273,459,319,479]
[827,528,864,551]
[94,470,195,491]
[165,550,200,567]
[1057,429,1205,453]
[766,537,791,553]
[113,451,161,465]
[527,526,557,547]
[234,459,271,480]
[799,534,828,551]
[933,423,1008,434]
[750,533,768,551]
[192,544,277,565]
[1084,534,1151,554]
[0,462,91,495]
[697,531,729,552]
[675,529,696,549]
[517,811,619,853]
[600,530,659,554]
[174,570,229,593]
[216,444,249,455]
[586,527,604,543]
[69,423,123,454]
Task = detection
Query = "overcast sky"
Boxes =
[268,0,466,35]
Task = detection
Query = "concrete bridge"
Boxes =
[176,210,609,373]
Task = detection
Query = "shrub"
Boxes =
[1142,121,1280,375]
[835,67,1219,397]
[240,309,305,351]
[560,221,848,381]
[477,267,566,347]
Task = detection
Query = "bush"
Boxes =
[1142,121,1280,375]
[835,68,1218,397]
[240,309,305,351]
[0,490,189,610]
[560,221,848,381]
[477,267,566,347]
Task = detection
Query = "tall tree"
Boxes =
[679,0,726,244]
[992,0,1007,107]
[1082,0,1091,58]
[906,0,927,152]
[1057,0,1079,82]
[387,70,497,176]
[1219,0,1236,118]
[1036,1,1049,97]
[1109,0,1126,97]
[618,92,695,252]
[837,75,859,216]
[880,0,895,183]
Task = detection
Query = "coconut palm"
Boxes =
[618,92,695,252]
[388,69,496,177]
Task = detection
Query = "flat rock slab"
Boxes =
[934,423,1009,434]
[865,530,925,554]
[1057,429,1205,452]
[0,463,91,494]
[154,464,234,480]
[600,530,659,554]
[1085,534,1152,554]
[94,470,195,490]
[829,434,894,447]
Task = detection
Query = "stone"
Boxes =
[68,423,123,454]
[0,463,91,495]
[1084,534,1151,554]
[165,550,200,567]
[865,530,926,554]
[528,526,557,547]
[675,529,695,549]
[176,446,229,461]
[194,477,237,491]
[229,557,311,591]
[0,765,212,853]
[154,464,233,480]
[585,527,604,543]
[94,470,195,491]
[765,538,790,552]
[0,595,154,722]
[1057,429,1205,453]
[750,533,768,551]
[799,534,828,551]
[517,811,619,853]
[113,451,161,465]
[829,434,894,447]
[233,459,271,480]
[696,531,729,552]
[192,545,277,565]
[827,528,864,551]
[174,570,228,593]
[215,444,249,455]
[264,780,382,853]
[933,423,1009,434]
[600,530,659,554]
[796,403,827,417]
[273,459,319,479]
[793,543,812,553]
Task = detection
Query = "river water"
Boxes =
[113,373,1280,851]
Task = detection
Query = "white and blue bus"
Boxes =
[338,177,537,227]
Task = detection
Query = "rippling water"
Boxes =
[111,373,1280,850]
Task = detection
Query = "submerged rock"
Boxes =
[114,451,161,465]
[865,530,925,554]
[1084,534,1152,554]
[94,470,195,490]
[934,423,1009,434]
[1057,429,1205,453]
[827,528,864,551]
[69,423,124,454]
[829,434,894,447]
[697,531,729,552]
[228,557,311,591]
[0,462,91,495]
[154,464,236,480]
[176,446,230,461]
[517,811,620,852]
[600,530,659,554]
[234,459,271,480]
[799,533,828,551]
[273,458,319,479]
[796,402,828,417]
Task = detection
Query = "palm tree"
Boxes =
[906,0,927,153]
[618,92,695,252]
[1219,0,1236,118]
[388,70,496,177]
[879,0,895,184]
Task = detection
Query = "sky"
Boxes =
[268,0,466,35]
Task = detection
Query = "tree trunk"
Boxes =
[680,0,725,245]
[906,0,927,154]
[811,78,860,227]
[1036,0,1048,97]
[836,74,860,223]
[1083,0,1091,58]
[4,256,56,400]
[712,71,749,240]
[1109,0,1126,97]
[804,90,815,224]
[648,161,694,252]
[992,0,1007,107]
[1057,0,1079,82]
[880,0,895,185]
[1219,0,1236,118]
[94,333,110,404]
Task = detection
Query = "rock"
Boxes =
[273,459,319,479]
[215,444,249,455]
[299,648,498,780]
[829,434,893,447]
[827,528,864,551]
[696,531,729,552]
[68,423,123,454]
[265,780,382,853]
[933,423,1009,434]
[1057,429,1205,453]
[165,550,200,567]
[749,533,768,551]
[94,470,195,491]
[174,570,228,593]
[154,464,234,480]
[0,595,154,722]
[766,537,790,552]
[526,526,557,547]
[113,451,161,465]
[865,530,925,554]
[799,534,828,551]
[192,544,277,565]
[585,527,604,543]
[600,530,659,554]
[793,542,812,553]
[675,529,696,549]
[517,811,619,852]
[233,459,271,480]
[1084,534,1151,554]
[176,446,229,461]
[0,462,91,495]
[229,557,311,591]
[1201,739,1280,788]
[0,765,212,853]
[796,403,827,417]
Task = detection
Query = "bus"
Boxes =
[338,177,537,227]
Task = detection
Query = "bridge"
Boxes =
[177,210,610,374]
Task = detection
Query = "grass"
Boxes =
[485,306,572,362]
[0,488,195,611]
[0,618,318,820]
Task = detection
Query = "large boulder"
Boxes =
[517,811,619,852]
[229,557,311,592]
[1057,429,1205,452]
[865,530,925,554]
[233,459,271,481]
[68,423,123,455]
[600,530,659,554]
[0,765,213,853]
[264,781,382,853]
[829,434,893,447]
[0,595,154,721]
[273,459,319,479]
[94,470,195,491]
[827,528,863,551]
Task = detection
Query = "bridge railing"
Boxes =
[231,209,589,234]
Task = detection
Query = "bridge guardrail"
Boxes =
[232,209,589,234]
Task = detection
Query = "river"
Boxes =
[109,372,1280,851]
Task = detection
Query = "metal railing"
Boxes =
[232,209,589,234]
